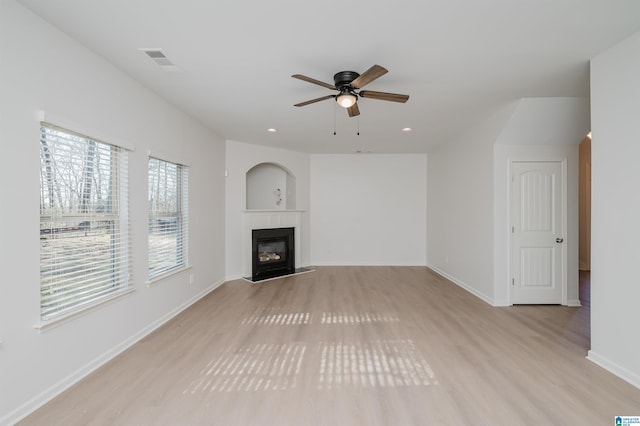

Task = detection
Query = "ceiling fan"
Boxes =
[292,64,409,117]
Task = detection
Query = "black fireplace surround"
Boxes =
[252,227,295,281]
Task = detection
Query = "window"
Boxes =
[148,157,189,280]
[39,124,131,321]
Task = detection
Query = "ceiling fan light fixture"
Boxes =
[336,92,357,108]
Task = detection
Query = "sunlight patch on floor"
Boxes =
[318,339,437,389]
[240,309,312,325]
[239,309,400,326]
[320,312,400,324]
[184,343,307,393]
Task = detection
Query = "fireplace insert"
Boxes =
[252,227,295,281]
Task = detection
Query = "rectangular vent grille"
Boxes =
[144,50,166,59]
[139,48,179,71]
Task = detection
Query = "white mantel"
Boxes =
[242,210,304,279]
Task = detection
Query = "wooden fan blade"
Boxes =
[350,65,388,89]
[291,74,336,90]
[347,103,360,117]
[294,95,335,107]
[359,90,409,103]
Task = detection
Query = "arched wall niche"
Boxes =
[246,162,297,210]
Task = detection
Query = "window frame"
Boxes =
[38,122,133,326]
[147,155,189,283]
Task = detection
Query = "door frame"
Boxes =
[509,159,567,305]
[492,144,580,307]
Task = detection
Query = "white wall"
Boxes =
[310,154,427,266]
[495,98,590,147]
[493,97,589,306]
[588,31,640,388]
[225,140,311,280]
[0,2,226,423]
[427,104,516,304]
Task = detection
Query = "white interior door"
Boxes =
[511,161,565,304]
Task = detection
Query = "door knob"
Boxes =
[556,238,564,243]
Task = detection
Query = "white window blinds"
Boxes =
[39,123,132,321]
[148,157,189,280]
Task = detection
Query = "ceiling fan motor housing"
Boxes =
[333,71,360,90]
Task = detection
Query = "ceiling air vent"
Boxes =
[139,48,180,71]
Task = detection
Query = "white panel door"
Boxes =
[511,161,564,304]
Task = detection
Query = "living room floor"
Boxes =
[20,267,640,425]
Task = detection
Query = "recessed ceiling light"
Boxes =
[402,127,413,132]
[267,128,278,133]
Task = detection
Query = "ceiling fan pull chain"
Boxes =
[357,116,360,136]
[333,104,337,135]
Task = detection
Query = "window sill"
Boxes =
[146,265,192,288]
[33,287,136,333]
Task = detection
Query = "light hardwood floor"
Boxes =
[20,267,640,425]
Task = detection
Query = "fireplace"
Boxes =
[252,227,295,281]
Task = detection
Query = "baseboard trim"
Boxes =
[491,298,510,307]
[427,265,495,306]
[311,261,427,267]
[225,274,244,282]
[586,350,640,390]
[2,278,225,426]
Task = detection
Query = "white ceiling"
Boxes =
[17,0,640,153]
